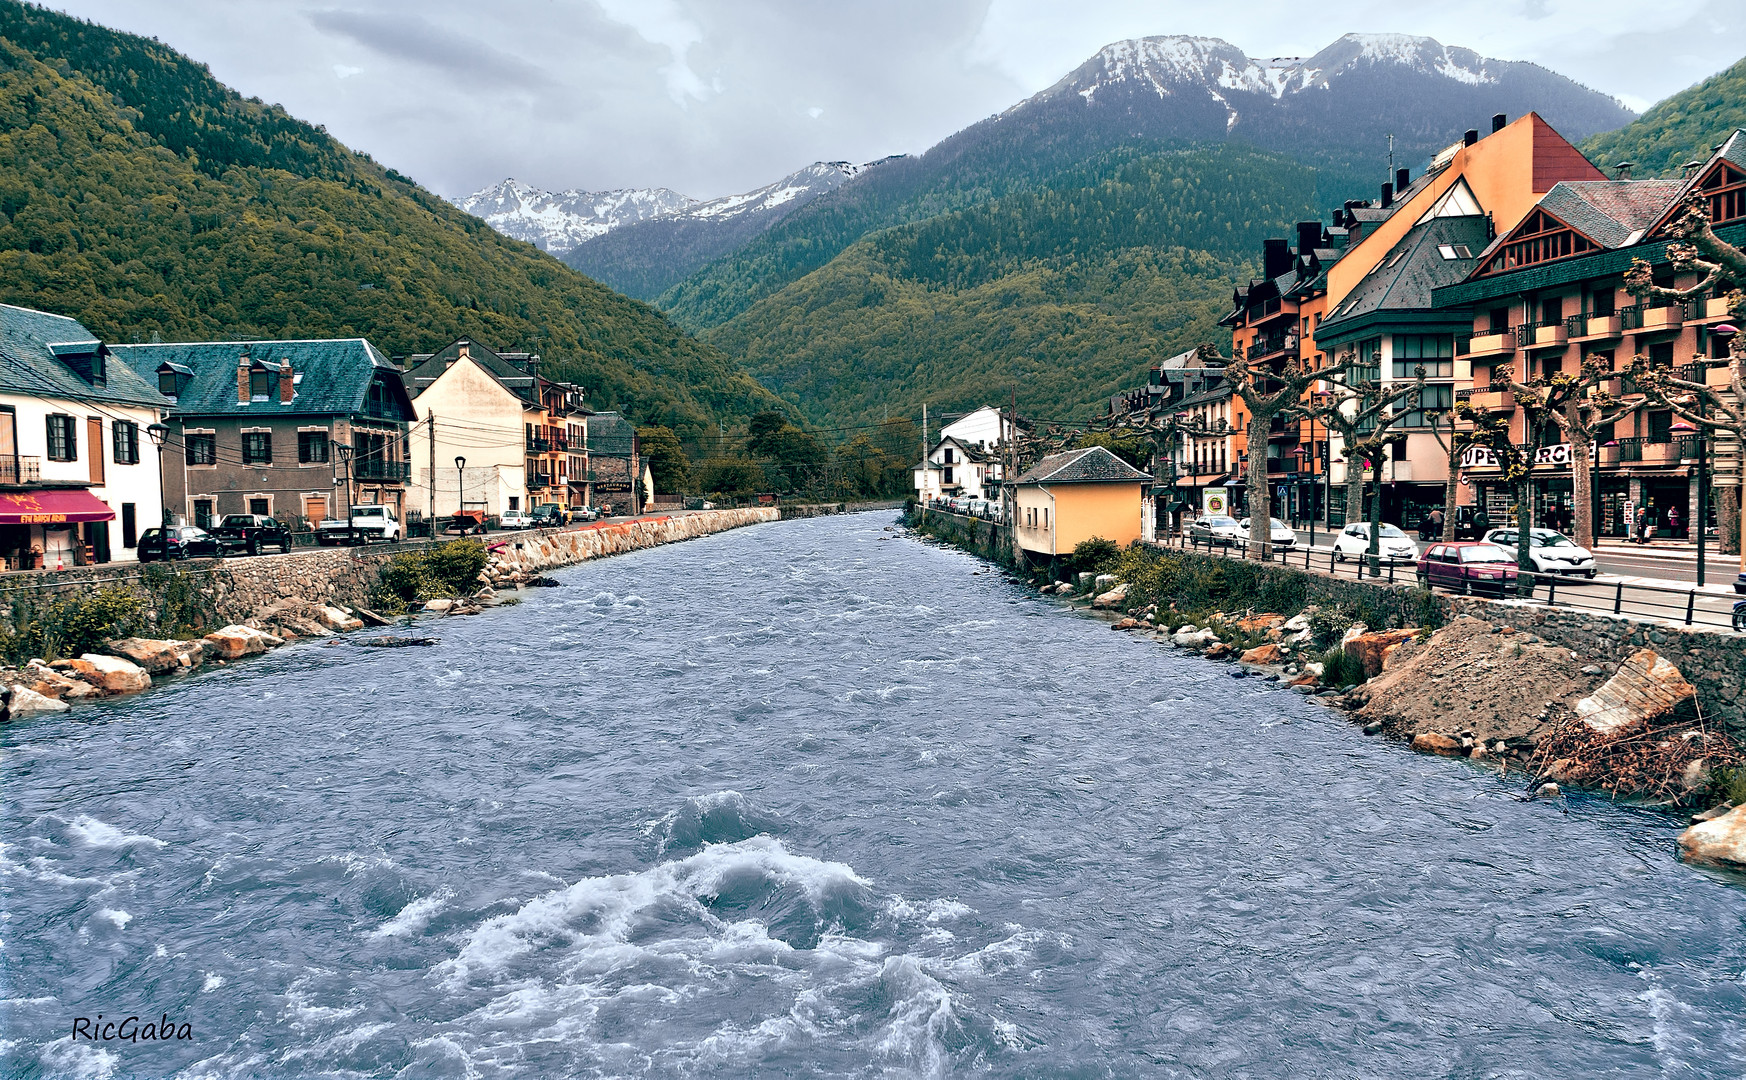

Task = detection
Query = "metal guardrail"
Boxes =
[1168,533,1741,633]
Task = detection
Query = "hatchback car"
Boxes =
[1187,515,1244,546]
[1237,517,1297,550]
[1333,522,1419,564]
[137,526,222,562]
[1482,527,1597,578]
[1417,542,1524,596]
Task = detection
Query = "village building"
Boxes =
[586,411,643,514]
[0,304,169,568]
[1012,445,1151,561]
[400,339,546,523]
[112,337,416,530]
[912,405,1015,501]
[1429,130,1746,539]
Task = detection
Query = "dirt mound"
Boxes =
[1352,615,1605,746]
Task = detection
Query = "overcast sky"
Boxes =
[49,0,1746,201]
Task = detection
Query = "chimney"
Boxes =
[457,341,471,362]
[1380,182,1393,209]
[1491,113,1507,133]
[1295,220,1321,257]
[1262,238,1292,279]
[1613,161,1635,180]
[237,353,251,404]
[1395,167,1410,192]
[278,360,295,404]
[1464,129,1479,146]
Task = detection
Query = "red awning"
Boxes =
[0,490,116,525]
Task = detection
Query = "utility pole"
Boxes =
[1007,386,1019,566]
[922,403,929,503]
[427,412,437,538]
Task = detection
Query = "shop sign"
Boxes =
[1458,443,1595,469]
[1202,489,1229,516]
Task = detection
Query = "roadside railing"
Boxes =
[1165,533,1740,633]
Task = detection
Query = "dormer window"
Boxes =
[49,342,106,386]
[250,368,272,400]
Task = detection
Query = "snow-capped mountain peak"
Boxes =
[453,181,694,253]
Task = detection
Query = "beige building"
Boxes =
[1013,446,1151,560]
[402,340,544,523]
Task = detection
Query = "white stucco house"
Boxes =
[0,303,171,569]
[913,435,1004,501]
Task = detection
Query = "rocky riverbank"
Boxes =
[1033,563,1746,873]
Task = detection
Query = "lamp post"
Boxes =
[455,456,467,519]
[1673,417,1705,585]
[332,441,353,521]
[146,421,171,530]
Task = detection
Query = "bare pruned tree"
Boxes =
[1512,358,1645,551]
[1309,366,1423,552]
[1623,190,1746,560]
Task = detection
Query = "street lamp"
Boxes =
[146,421,171,529]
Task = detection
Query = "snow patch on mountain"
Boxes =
[1032,31,1502,111]
[454,180,693,253]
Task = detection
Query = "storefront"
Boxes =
[0,490,118,571]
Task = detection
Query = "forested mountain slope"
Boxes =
[661,33,1634,335]
[1581,55,1746,177]
[0,2,777,440]
[708,144,1319,427]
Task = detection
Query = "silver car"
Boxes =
[1333,522,1419,563]
[1237,517,1297,550]
[1483,527,1597,578]
[1188,515,1244,546]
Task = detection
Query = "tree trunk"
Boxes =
[1442,446,1460,542]
[1515,477,1536,598]
[1246,411,1273,560]
[1722,481,1742,557]
[1368,454,1385,577]
[1569,431,1595,550]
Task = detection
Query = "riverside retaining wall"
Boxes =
[486,509,779,576]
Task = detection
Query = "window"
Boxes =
[186,433,217,466]
[1591,289,1615,317]
[193,499,213,529]
[1353,340,1381,385]
[1399,384,1454,427]
[112,420,140,465]
[1540,297,1563,325]
[943,448,954,463]
[1648,342,1675,370]
[1648,410,1672,444]
[248,497,270,516]
[242,431,272,465]
[1488,307,1511,334]
[943,466,954,485]
[121,503,137,548]
[46,414,76,461]
[298,431,329,463]
[249,368,272,400]
[1392,335,1454,378]
[158,370,179,396]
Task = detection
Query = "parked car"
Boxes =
[1333,522,1419,563]
[1187,515,1244,546]
[1236,517,1297,550]
[315,505,401,545]
[531,503,566,527]
[1481,527,1597,578]
[1416,542,1524,596]
[208,513,292,555]
[498,510,533,530]
[138,526,222,562]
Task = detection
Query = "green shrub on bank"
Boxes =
[0,586,148,663]
[371,540,488,612]
[1318,647,1369,689]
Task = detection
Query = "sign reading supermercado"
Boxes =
[1459,443,1596,470]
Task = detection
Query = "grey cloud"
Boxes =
[306,7,558,91]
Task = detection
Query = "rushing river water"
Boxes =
[4,512,1746,1079]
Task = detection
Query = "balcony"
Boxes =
[1467,331,1516,357]
[1677,435,1703,461]
[529,472,553,488]
[526,437,552,453]
[1246,333,1299,361]
[353,459,411,482]
[1567,313,1621,341]
[1703,296,1734,321]
[1466,387,1515,412]
[1623,302,1685,333]
[1528,322,1568,349]
[1617,437,1678,465]
[0,455,43,486]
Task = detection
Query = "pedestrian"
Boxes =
[1425,507,1444,541]
[1667,504,1681,539]
[1638,505,1654,544]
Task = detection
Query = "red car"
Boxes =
[1416,541,1526,596]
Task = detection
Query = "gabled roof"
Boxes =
[1645,128,1746,236]
[110,337,414,420]
[1014,445,1151,485]
[1318,215,1491,341]
[931,435,996,463]
[402,338,540,405]
[1535,180,1684,249]
[0,304,171,410]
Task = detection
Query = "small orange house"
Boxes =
[1013,446,1152,559]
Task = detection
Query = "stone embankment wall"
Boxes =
[486,509,779,576]
[780,500,905,519]
[911,506,1013,563]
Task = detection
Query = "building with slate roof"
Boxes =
[1425,128,1746,541]
[0,304,171,568]
[399,340,547,523]
[1011,445,1151,560]
[111,337,415,531]
[584,412,645,513]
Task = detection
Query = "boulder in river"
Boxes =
[1574,649,1696,737]
[1343,629,1420,679]
[103,637,197,675]
[61,654,151,694]
[318,606,365,632]
[1239,643,1284,665]
[1411,732,1464,756]
[26,662,101,700]
[1677,804,1746,869]
[5,684,69,719]
[1092,583,1128,609]
[203,625,282,660]
[1236,613,1285,634]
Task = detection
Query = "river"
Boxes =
[4,512,1745,1078]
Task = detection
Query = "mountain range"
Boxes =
[454,181,692,253]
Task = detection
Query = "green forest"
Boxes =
[707,144,1320,428]
[1581,56,1746,176]
[0,3,778,447]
